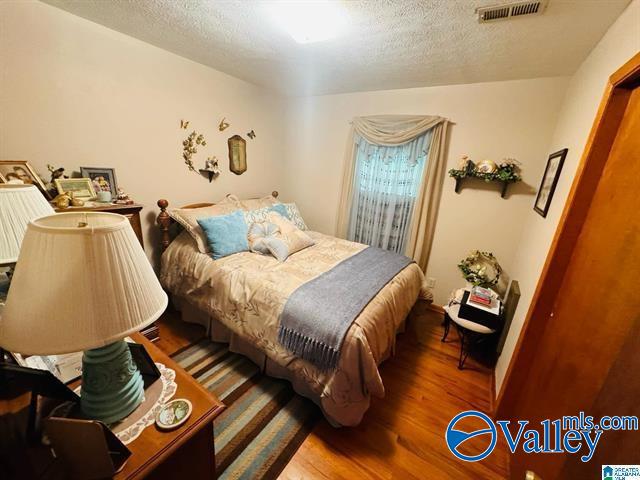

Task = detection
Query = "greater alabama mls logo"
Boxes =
[445,410,497,461]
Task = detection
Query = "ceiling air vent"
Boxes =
[476,0,547,23]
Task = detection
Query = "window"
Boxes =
[347,131,431,253]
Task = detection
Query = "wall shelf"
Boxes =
[454,177,512,198]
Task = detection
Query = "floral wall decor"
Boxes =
[181,130,207,172]
[458,250,502,287]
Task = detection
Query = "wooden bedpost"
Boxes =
[157,199,171,253]
[272,191,279,198]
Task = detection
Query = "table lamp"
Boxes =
[0,212,168,424]
[0,184,54,266]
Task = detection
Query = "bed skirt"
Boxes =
[171,295,408,427]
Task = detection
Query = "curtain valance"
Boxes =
[352,115,447,146]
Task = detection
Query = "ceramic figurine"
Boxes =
[115,188,134,205]
[47,164,68,197]
[69,192,84,207]
[53,193,72,209]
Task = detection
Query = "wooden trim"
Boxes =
[495,52,640,418]
[490,370,496,416]
[156,191,279,253]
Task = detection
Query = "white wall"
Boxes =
[0,1,286,263]
[495,0,640,393]
[283,78,569,305]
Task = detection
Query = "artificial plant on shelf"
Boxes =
[448,155,522,184]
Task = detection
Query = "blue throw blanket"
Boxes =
[278,246,413,371]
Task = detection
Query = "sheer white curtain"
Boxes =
[336,115,450,274]
[347,131,432,253]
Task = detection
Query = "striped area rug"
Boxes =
[171,339,319,480]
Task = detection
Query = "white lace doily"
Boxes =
[113,363,177,445]
[73,362,177,445]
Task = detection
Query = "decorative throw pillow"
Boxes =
[243,204,290,225]
[247,221,281,255]
[248,221,292,261]
[197,210,249,260]
[170,203,240,253]
[266,211,315,260]
[239,195,279,211]
[283,203,308,230]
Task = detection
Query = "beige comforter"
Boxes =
[160,230,423,426]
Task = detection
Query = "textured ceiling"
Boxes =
[42,0,631,96]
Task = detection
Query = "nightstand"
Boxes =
[113,333,225,479]
[0,334,225,479]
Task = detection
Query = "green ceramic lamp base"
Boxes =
[80,340,144,425]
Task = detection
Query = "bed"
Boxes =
[156,193,424,426]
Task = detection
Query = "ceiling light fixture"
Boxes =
[269,1,348,44]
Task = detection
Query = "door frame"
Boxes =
[495,52,640,419]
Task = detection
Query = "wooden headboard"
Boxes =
[156,191,279,253]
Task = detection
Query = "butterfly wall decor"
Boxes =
[180,119,189,129]
[247,130,256,139]
[218,117,230,131]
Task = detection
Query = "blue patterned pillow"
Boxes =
[243,204,291,225]
[283,203,308,230]
[197,210,249,260]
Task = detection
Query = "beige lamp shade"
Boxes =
[0,184,54,264]
[0,212,168,355]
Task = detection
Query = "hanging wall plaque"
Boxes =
[228,135,247,175]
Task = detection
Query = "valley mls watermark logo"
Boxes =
[445,410,639,464]
[445,410,497,462]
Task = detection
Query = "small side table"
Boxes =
[0,334,225,480]
[113,333,225,479]
[442,289,502,369]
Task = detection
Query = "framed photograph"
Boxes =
[80,167,118,197]
[0,160,52,199]
[534,148,568,217]
[54,178,96,200]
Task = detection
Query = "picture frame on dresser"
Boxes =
[80,167,118,197]
[54,177,97,200]
[0,160,52,199]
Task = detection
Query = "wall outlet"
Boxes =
[425,277,436,288]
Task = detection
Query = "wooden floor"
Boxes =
[155,302,509,480]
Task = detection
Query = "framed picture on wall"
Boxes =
[534,148,568,218]
[80,167,118,197]
[0,160,52,199]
